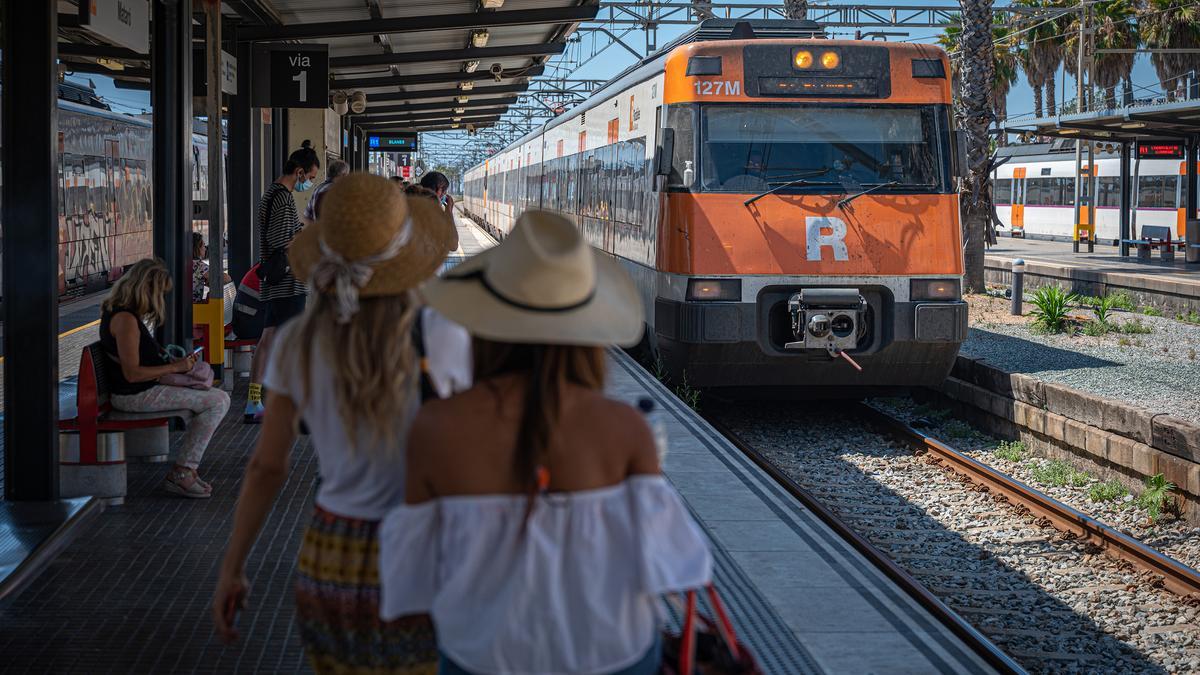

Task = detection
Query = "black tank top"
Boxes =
[99,307,167,395]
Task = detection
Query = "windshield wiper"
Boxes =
[744,167,833,206]
[837,181,904,209]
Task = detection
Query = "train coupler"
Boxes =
[784,288,867,353]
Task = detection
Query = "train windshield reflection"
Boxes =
[700,105,949,194]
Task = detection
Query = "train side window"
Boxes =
[1137,175,1178,208]
[994,178,1012,204]
[664,105,696,189]
[1096,177,1121,207]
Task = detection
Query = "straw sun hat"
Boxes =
[422,210,644,347]
[290,173,455,321]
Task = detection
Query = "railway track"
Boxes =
[708,401,1200,674]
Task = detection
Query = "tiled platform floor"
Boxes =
[0,386,317,673]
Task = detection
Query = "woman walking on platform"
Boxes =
[101,258,231,498]
[379,212,712,675]
[213,175,469,674]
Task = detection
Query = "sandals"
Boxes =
[164,467,212,499]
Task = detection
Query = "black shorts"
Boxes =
[263,295,306,328]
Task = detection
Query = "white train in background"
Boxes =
[993,141,1194,243]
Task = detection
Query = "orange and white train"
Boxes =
[993,141,1197,242]
[461,19,968,393]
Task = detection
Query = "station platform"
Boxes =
[985,237,1200,314]
[0,215,1005,673]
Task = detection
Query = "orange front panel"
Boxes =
[658,193,962,276]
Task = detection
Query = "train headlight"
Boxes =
[820,51,840,69]
[793,50,814,69]
[911,279,961,301]
[686,279,741,301]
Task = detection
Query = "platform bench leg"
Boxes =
[1162,246,1176,262]
[1138,243,1151,261]
[125,426,171,463]
[59,431,127,506]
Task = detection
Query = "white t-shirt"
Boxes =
[263,307,472,520]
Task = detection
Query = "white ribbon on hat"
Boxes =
[311,216,413,323]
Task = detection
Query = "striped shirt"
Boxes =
[258,182,307,301]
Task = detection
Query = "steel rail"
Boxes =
[857,404,1200,600]
[704,416,1026,675]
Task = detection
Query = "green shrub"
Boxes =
[1135,473,1176,521]
[1088,480,1128,503]
[1029,286,1079,333]
[994,440,1026,462]
[1106,292,1135,310]
[1120,318,1152,334]
[1031,459,1091,488]
[1141,306,1164,317]
[1081,320,1110,337]
[1178,311,1200,324]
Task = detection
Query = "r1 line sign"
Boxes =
[252,43,329,108]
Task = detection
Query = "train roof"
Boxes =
[487,19,832,160]
[996,140,1121,161]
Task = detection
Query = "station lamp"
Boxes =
[331,91,349,115]
[349,91,367,114]
[471,30,490,48]
[453,116,463,122]
[454,107,466,114]
[481,0,505,7]
[457,96,469,104]
[460,81,475,91]
[463,60,480,73]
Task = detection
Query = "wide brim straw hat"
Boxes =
[290,173,456,299]
[421,210,643,347]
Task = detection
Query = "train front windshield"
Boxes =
[698,105,952,194]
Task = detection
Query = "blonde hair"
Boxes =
[286,290,421,456]
[102,258,172,327]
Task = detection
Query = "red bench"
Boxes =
[58,342,195,466]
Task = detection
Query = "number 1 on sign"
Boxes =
[292,70,307,102]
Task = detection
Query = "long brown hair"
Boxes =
[474,339,606,506]
[102,258,172,327]
[284,290,421,455]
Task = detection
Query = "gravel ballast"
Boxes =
[719,402,1200,674]
[962,294,1200,424]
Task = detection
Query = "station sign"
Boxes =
[251,44,329,109]
[192,49,239,97]
[78,0,149,55]
[400,166,413,180]
[367,133,419,152]
[1136,142,1185,160]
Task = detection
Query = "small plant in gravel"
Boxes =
[1081,320,1110,337]
[1178,311,1200,324]
[1031,459,1091,488]
[1135,473,1177,521]
[1106,292,1136,310]
[941,419,979,441]
[1120,318,1152,334]
[674,371,701,411]
[913,403,951,421]
[1141,306,1164,317]
[1090,294,1119,326]
[994,440,1026,462]
[1190,348,1196,361]
[1088,479,1128,503]
[1029,286,1079,333]
[1118,337,1132,346]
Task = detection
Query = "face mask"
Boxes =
[296,177,314,192]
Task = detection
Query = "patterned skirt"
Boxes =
[295,505,437,674]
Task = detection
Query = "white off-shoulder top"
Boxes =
[379,475,712,675]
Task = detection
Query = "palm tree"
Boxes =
[1013,0,1068,117]
[783,0,808,21]
[938,18,1019,137]
[1064,0,1138,110]
[956,0,996,292]
[1138,0,1200,100]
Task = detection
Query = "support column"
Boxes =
[205,1,225,299]
[228,38,254,282]
[273,108,287,174]
[1118,141,1131,256]
[1188,139,1198,221]
[2,1,59,500]
[152,0,194,348]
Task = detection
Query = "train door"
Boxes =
[1011,167,1026,236]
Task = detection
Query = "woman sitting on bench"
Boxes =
[101,258,231,498]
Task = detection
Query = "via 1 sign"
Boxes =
[252,44,329,108]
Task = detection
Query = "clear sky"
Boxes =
[84,1,1169,140]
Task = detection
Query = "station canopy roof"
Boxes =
[1006,99,1200,144]
[55,0,597,134]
